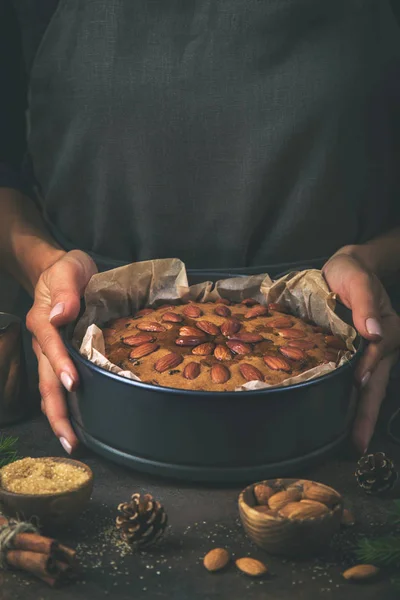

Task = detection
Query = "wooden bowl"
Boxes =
[238,478,343,557]
[0,457,94,532]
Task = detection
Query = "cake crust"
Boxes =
[101,301,347,392]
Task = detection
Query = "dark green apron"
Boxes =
[14,1,400,403]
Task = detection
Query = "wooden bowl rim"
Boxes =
[0,457,94,500]
[239,478,343,522]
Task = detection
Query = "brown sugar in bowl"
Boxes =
[238,478,343,557]
[0,457,94,532]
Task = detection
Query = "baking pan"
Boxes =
[63,270,364,483]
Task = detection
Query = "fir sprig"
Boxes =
[356,536,400,567]
[355,500,400,583]
[0,433,19,468]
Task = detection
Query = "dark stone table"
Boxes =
[1,411,399,600]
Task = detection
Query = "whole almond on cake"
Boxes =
[101,300,352,391]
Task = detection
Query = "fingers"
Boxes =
[48,250,98,327]
[354,341,384,387]
[35,341,78,452]
[352,353,397,454]
[346,270,383,342]
[323,254,383,341]
[26,250,97,392]
[28,306,79,391]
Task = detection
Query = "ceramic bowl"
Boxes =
[238,478,343,557]
[0,457,94,532]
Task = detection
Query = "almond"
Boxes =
[341,508,355,527]
[244,305,269,319]
[192,342,215,356]
[196,321,220,336]
[136,308,154,317]
[122,333,155,346]
[129,342,159,359]
[268,489,302,511]
[211,364,230,384]
[239,364,264,382]
[253,506,274,515]
[324,350,340,363]
[183,362,201,380]
[137,321,166,332]
[235,557,268,578]
[179,326,201,337]
[226,340,251,355]
[268,303,289,313]
[254,483,275,505]
[161,311,183,323]
[214,305,232,317]
[287,339,316,350]
[313,325,325,333]
[217,298,231,305]
[263,355,291,372]
[325,335,347,350]
[278,328,305,339]
[157,304,176,311]
[203,548,230,573]
[221,319,241,337]
[214,345,233,361]
[228,332,264,343]
[302,482,341,507]
[267,317,293,328]
[241,298,258,306]
[183,304,202,318]
[154,352,183,373]
[279,500,330,520]
[279,346,306,361]
[175,336,207,347]
[342,565,380,581]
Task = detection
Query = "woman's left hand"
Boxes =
[322,252,400,454]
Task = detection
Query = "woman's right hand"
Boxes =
[26,250,98,453]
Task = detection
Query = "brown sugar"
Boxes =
[0,457,90,495]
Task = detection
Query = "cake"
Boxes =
[101,300,348,392]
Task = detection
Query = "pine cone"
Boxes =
[115,493,168,547]
[355,452,398,495]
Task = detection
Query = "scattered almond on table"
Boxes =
[235,557,268,577]
[203,548,230,573]
[342,564,380,582]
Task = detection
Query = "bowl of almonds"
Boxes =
[238,478,343,557]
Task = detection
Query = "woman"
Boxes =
[1,0,400,455]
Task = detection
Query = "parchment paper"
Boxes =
[74,259,357,391]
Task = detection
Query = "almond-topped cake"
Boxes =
[101,300,348,392]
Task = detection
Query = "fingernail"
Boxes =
[59,437,72,455]
[365,317,383,338]
[49,302,65,321]
[60,371,74,392]
[361,371,371,388]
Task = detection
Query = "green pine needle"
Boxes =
[356,536,400,567]
[0,433,19,468]
[355,500,400,577]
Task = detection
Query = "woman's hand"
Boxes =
[322,252,400,454]
[26,250,98,453]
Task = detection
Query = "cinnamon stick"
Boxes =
[6,550,74,587]
[0,516,78,586]
[9,532,57,555]
[6,550,57,582]
[54,543,77,566]
[0,516,76,561]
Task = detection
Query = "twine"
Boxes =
[0,516,38,569]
